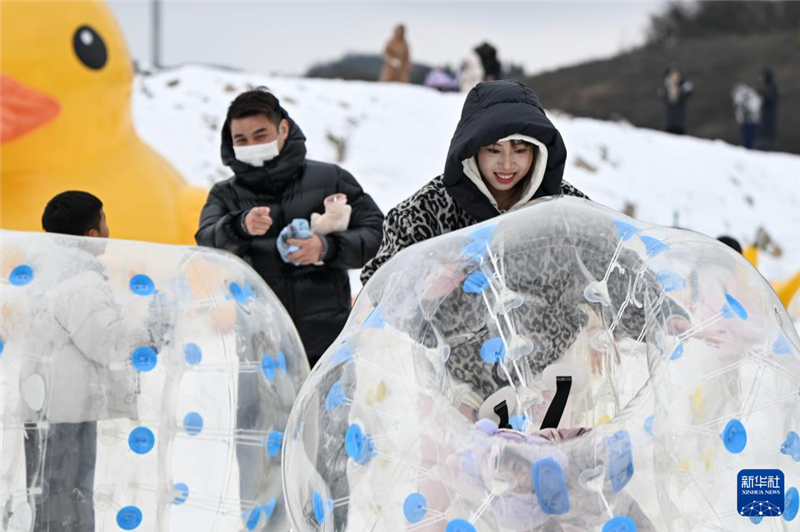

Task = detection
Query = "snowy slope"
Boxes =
[132,65,800,284]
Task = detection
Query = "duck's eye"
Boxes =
[73,25,107,70]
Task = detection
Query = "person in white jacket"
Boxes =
[23,191,150,532]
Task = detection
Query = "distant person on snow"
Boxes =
[756,68,779,151]
[731,83,761,150]
[458,48,485,93]
[195,88,384,366]
[475,41,502,81]
[658,67,693,135]
[379,24,411,83]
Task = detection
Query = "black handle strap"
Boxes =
[540,376,572,430]
[494,400,511,429]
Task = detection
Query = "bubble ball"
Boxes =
[0,230,309,531]
[283,197,800,531]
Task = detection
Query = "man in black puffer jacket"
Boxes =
[196,88,384,366]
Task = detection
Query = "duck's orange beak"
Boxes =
[1,74,60,144]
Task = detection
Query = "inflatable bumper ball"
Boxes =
[282,196,799,531]
[0,230,309,531]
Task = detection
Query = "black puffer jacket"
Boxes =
[196,110,384,365]
[658,77,693,133]
[758,75,779,141]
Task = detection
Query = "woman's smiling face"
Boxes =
[477,140,535,193]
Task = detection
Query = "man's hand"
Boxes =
[245,206,272,235]
[287,234,324,265]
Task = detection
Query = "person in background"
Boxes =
[475,42,502,81]
[756,68,779,151]
[379,24,411,83]
[731,83,761,150]
[658,66,693,135]
[458,48,485,93]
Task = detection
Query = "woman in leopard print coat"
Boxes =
[358,80,679,410]
[315,82,677,531]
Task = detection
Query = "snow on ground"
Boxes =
[132,65,800,287]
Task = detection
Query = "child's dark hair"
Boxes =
[42,191,103,236]
[226,86,283,129]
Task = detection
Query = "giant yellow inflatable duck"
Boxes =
[0,0,206,244]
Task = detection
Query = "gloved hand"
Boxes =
[277,219,314,265]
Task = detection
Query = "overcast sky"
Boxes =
[108,1,669,76]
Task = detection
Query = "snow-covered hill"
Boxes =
[132,65,800,284]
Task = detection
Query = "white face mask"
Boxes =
[233,140,280,167]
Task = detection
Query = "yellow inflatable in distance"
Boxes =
[0,0,206,244]
[744,247,800,309]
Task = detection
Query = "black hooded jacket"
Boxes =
[361,80,586,284]
[758,73,779,141]
[196,110,384,365]
[658,74,693,133]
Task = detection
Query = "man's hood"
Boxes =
[220,105,308,194]
[443,80,567,222]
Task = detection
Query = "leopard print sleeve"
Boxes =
[561,179,589,200]
[360,180,448,285]
[360,206,409,285]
